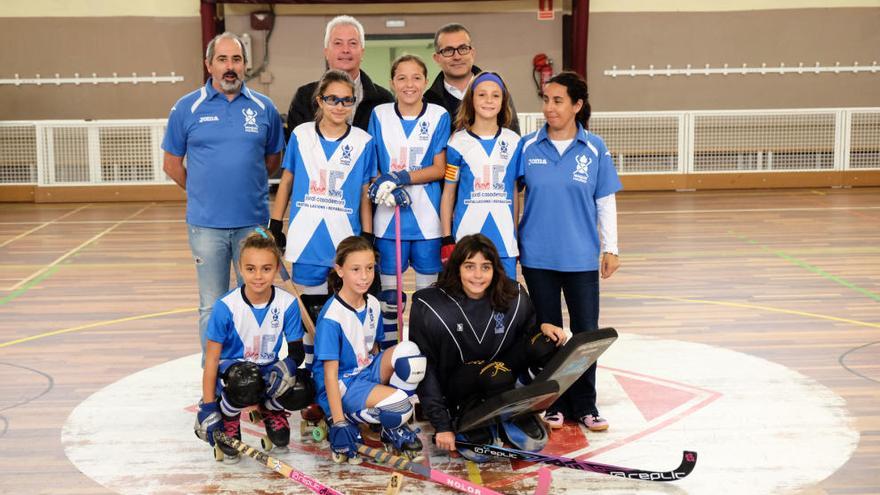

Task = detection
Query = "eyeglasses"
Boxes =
[320,95,357,107]
[437,44,472,58]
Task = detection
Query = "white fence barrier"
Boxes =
[1,108,878,187]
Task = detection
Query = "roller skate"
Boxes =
[299,403,329,442]
[213,412,241,464]
[331,450,363,465]
[253,405,290,452]
[381,424,424,462]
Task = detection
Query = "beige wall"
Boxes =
[586,8,880,111]
[1,3,878,120]
[0,17,202,120]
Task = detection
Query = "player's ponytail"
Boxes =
[328,235,377,293]
[546,71,591,128]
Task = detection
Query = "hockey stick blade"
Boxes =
[215,431,345,495]
[455,441,697,482]
[357,444,551,495]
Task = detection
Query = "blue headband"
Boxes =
[255,227,269,239]
[472,72,505,92]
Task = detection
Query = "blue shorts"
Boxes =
[375,238,441,275]
[292,263,331,286]
[317,351,385,415]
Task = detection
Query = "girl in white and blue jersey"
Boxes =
[368,55,451,347]
[313,236,426,464]
[270,70,376,324]
[196,230,306,461]
[440,71,522,279]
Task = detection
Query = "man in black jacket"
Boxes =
[425,23,520,134]
[285,15,393,134]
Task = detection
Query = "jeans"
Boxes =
[187,224,258,359]
[521,266,600,417]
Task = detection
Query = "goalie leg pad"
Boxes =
[500,414,549,452]
[389,341,426,394]
[455,424,501,463]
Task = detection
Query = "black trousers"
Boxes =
[522,266,600,417]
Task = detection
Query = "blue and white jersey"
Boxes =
[206,286,304,365]
[369,102,450,240]
[313,294,384,395]
[518,124,622,271]
[282,122,376,267]
[162,79,285,228]
[446,128,522,258]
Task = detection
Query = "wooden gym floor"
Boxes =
[0,188,878,494]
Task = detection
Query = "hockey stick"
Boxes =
[454,441,697,482]
[214,431,344,495]
[278,262,316,336]
[356,444,552,495]
[394,205,404,342]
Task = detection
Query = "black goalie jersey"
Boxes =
[409,284,539,433]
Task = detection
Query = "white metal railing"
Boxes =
[1,108,878,187]
[518,108,880,175]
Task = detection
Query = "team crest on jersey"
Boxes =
[572,154,591,183]
[340,144,353,166]
[493,313,505,334]
[456,323,464,333]
[271,307,281,329]
[242,108,259,133]
[418,121,430,141]
[499,140,509,159]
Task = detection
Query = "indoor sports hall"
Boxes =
[1,1,878,494]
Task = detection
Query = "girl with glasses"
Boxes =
[269,69,377,326]
[439,71,522,279]
[367,54,451,349]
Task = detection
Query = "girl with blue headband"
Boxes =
[439,71,522,280]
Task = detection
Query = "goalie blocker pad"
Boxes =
[457,327,618,433]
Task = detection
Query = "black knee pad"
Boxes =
[223,361,266,408]
[275,368,315,411]
[300,294,330,324]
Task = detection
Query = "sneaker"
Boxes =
[541,411,565,429]
[579,413,609,432]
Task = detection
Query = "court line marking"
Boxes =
[0,205,91,248]
[604,293,880,329]
[0,206,878,227]
[0,307,196,349]
[731,231,880,302]
[2,205,153,292]
[0,265,58,306]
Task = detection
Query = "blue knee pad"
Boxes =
[378,290,406,350]
[389,341,426,395]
